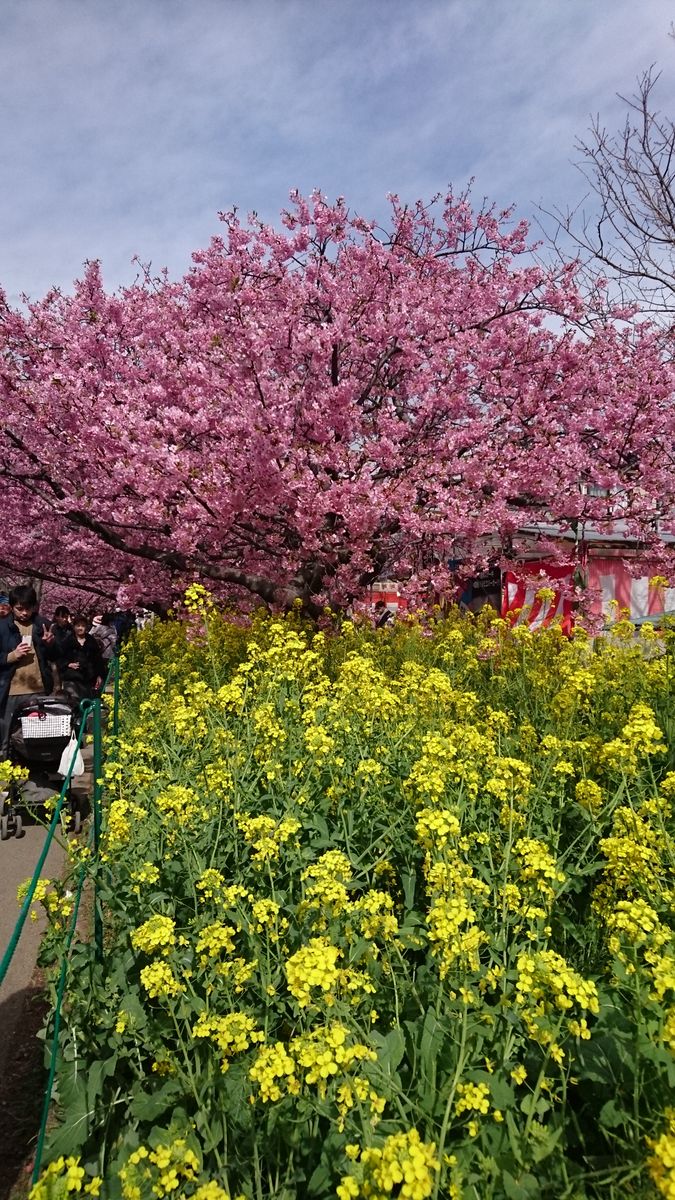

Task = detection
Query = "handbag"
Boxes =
[58,734,85,777]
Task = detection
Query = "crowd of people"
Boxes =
[0,584,146,759]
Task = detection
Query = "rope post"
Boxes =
[113,652,120,737]
[31,850,90,1187]
[92,699,103,962]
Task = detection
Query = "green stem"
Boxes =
[433,1002,469,1200]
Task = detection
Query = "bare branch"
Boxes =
[546,67,675,316]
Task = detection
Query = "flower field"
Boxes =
[31,598,675,1199]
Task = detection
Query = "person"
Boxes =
[373,600,394,629]
[135,608,155,631]
[0,595,10,621]
[109,609,134,645]
[60,615,104,703]
[0,584,60,758]
[90,613,117,662]
[50,605,72,654]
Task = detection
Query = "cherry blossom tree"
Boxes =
[1,190,674,612]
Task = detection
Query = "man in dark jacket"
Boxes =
[0,584,60,758]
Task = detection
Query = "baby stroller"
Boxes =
[0,697,84,839]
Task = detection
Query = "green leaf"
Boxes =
[45,1064,93,1158]
[373,1026,406,1076]
[417,1009,446,1112]
[489,1076,515,1109]
[129,1080,182,1122]
[307,1161,332,1195]
[505,1110,524,1166]
[599,1099,624,1130]
[45,1114,88,1160]
[503,1169,540,1198]
[401,871,417,911]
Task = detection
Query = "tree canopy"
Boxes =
[1,190,674,611]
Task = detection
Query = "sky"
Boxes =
[1,0,675,305]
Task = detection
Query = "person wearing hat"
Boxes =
[0,595,10,621]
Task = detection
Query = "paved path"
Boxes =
[0,794,66,1197]
[0,793,66,1081]
[0,747,92,1079]
[0,751,93,1195]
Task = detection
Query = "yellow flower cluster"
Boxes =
[601,702,666,776]
[55,596,675,1197]
[299,852,398,941]
[192,1012,264,1071]
[17,876,74,929]
[285,937,341,1007]
[131,914,176,956]
[575,778,603,814]
[515,950,599,1061]
[418,815,489,980]
[251,897,288,939]
[0,758,29,787]
[284,936,376,1009]
[513,837,565,917]
[236,813,301,864]
[101,796,146,856]
[454,1080,490,1116]
[454,1081,502,1136]
[29,1156,102,1198]
[415,807,461,850]
[195,870,249,905]
[131,861,160,892]
[195,922,237,963]
[337,1129,439,1200]
[648,1109,675,1200]
[249,1021,381,1128]
[155,783,210,832]
[351,890,399,941]
[119,1139,200,1199]
[139,960,183,1001]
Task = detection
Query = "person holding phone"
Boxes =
[0,584,60,758]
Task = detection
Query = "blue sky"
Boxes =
[1,0,674,304]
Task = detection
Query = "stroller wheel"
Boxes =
[71,810,82,835]
[0,814,9,841]
[0,794,5,819]
[13,813,24,839]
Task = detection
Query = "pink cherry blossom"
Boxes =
[0,189,673,612]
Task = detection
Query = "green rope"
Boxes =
[112,653,120,737]
[92,700,103,961]
[30,661,121,1187]
[31,833,92,1185]
[0,700,95,991]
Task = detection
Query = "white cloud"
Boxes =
[1,0,674,301]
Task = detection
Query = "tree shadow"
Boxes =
[0,981,49,1199]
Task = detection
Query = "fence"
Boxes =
[0,654,120,1186]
